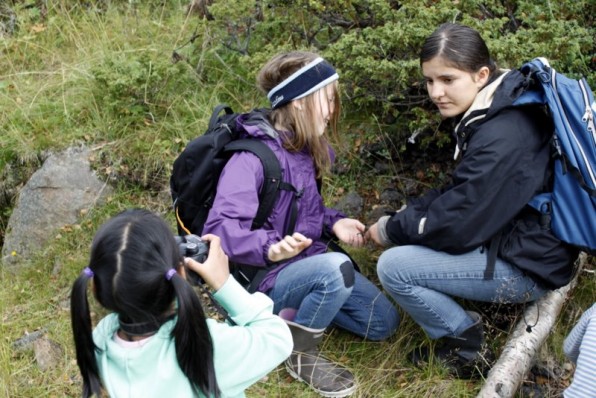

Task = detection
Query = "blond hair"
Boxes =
[257,51,341,177]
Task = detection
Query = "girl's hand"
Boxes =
[332,218,366,248]
[184,234,229,291]
[268,232,313,263]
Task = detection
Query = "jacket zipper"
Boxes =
[579,78,596,144]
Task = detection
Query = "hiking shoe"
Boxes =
[410,311,494,378]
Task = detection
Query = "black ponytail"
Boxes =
[170,272,220,397]
[70,271,102,397]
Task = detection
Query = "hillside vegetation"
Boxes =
[0,1,594,397]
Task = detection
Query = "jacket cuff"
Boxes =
[376,215,393,247]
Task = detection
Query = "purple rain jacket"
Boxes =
[203,111,346,292]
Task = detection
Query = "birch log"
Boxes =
[477,253,587,398]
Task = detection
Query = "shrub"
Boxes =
[194,0,595,150]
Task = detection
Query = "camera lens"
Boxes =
[185,242,198,255]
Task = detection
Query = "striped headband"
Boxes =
[267,57,339,110]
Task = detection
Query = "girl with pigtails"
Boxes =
[70,208,292,398]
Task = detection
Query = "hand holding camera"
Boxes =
[176,234,209,285]
[177,234,229,291]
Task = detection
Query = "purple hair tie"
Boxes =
[165,269,177,281]
[82,267,94,278]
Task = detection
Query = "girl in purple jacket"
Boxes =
[203,51,399,397]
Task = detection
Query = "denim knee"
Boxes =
[377,246,410,289]
[322,252,356,290]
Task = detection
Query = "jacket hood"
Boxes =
[237,109,279,140]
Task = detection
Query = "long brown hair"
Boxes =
[257,51,341,178]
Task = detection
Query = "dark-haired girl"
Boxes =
[70,209,292,397]
[367,23,579,378]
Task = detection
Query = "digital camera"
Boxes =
[175,234,209,285]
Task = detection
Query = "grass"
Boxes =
[3,224,591,397]
[1,1,594,397]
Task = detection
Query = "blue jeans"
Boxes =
[377,245,547,340]
[268,252,399,341]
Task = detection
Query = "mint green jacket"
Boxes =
[92,276,293,397]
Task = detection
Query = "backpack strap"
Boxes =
[223,139,299,234]
[222,138,304,293]
[284,185,303,237]
[209,104,234,130]
[483,230,503,280]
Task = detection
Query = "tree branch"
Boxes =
[477,253,587,398]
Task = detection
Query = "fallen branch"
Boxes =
[477,253,587,398]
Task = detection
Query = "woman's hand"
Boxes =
[332,218,366,248]
[268,232,313,263]
[364,222,382,246]
[184,234,229,291]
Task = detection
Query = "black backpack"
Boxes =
[170,104,300,237]
[170,104,303,292]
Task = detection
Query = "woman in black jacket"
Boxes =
[366,23,579,378]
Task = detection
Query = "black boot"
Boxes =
[411,311,494,378]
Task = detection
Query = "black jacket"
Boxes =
[384,69,578,289]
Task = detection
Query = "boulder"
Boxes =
[1,146,111,268]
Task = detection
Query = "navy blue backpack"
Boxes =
[514,58,596,254]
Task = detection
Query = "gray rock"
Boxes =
[12,330,65,371]
[33,336,63,371]
[1,146,112,268]
[335,191,364,218]
[379,188,404,206]
[12,329,47,351]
